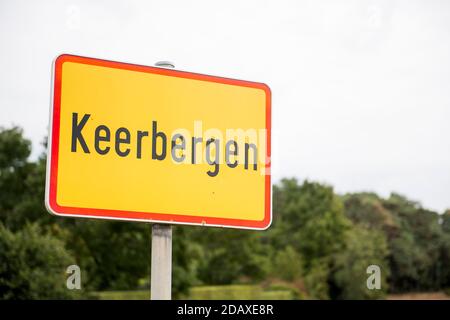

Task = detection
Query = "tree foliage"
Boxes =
[343,192,450,293]
[0,126,449,299]
[0,223,82,299]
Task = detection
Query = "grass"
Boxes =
[188,284,296,300]
[96,290,150,300]
[95,284,298,300]
[387,291,450,300]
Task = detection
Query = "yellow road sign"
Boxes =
[45,54,271,229]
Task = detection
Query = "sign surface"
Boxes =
[46,54,271,229]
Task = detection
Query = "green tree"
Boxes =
[0,223,84,299]
[192,227,270,285]
[442,210,450,233]
[333,227,389,299]
[344,192,450,293]
[171,227,203,298]
[303,258,330,299]
[62,220,150,290]
[342,192,396,231]
[271,246,303,282]
[0,127,34,229]
[384,194,444,291]
[271,179,349,268]
[441,211,450,288]
[0,127,152,292]
[269,179,350,298]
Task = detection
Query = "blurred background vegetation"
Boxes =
[0,126,449,299]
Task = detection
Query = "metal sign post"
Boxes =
[150,61,175,300]
[151,223,172,300]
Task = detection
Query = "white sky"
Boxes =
[1,0,449,212]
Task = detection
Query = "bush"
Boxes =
[333,227,389,299]
[303,259,330,299]
[272,246,303,281]
[0,223,82,299]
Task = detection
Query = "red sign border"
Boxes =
[45,54,272,230]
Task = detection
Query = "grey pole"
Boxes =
[150,60,175,300]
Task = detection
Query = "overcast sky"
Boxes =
[1,0,449,212]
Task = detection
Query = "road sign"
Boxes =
[45,54,272,230]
